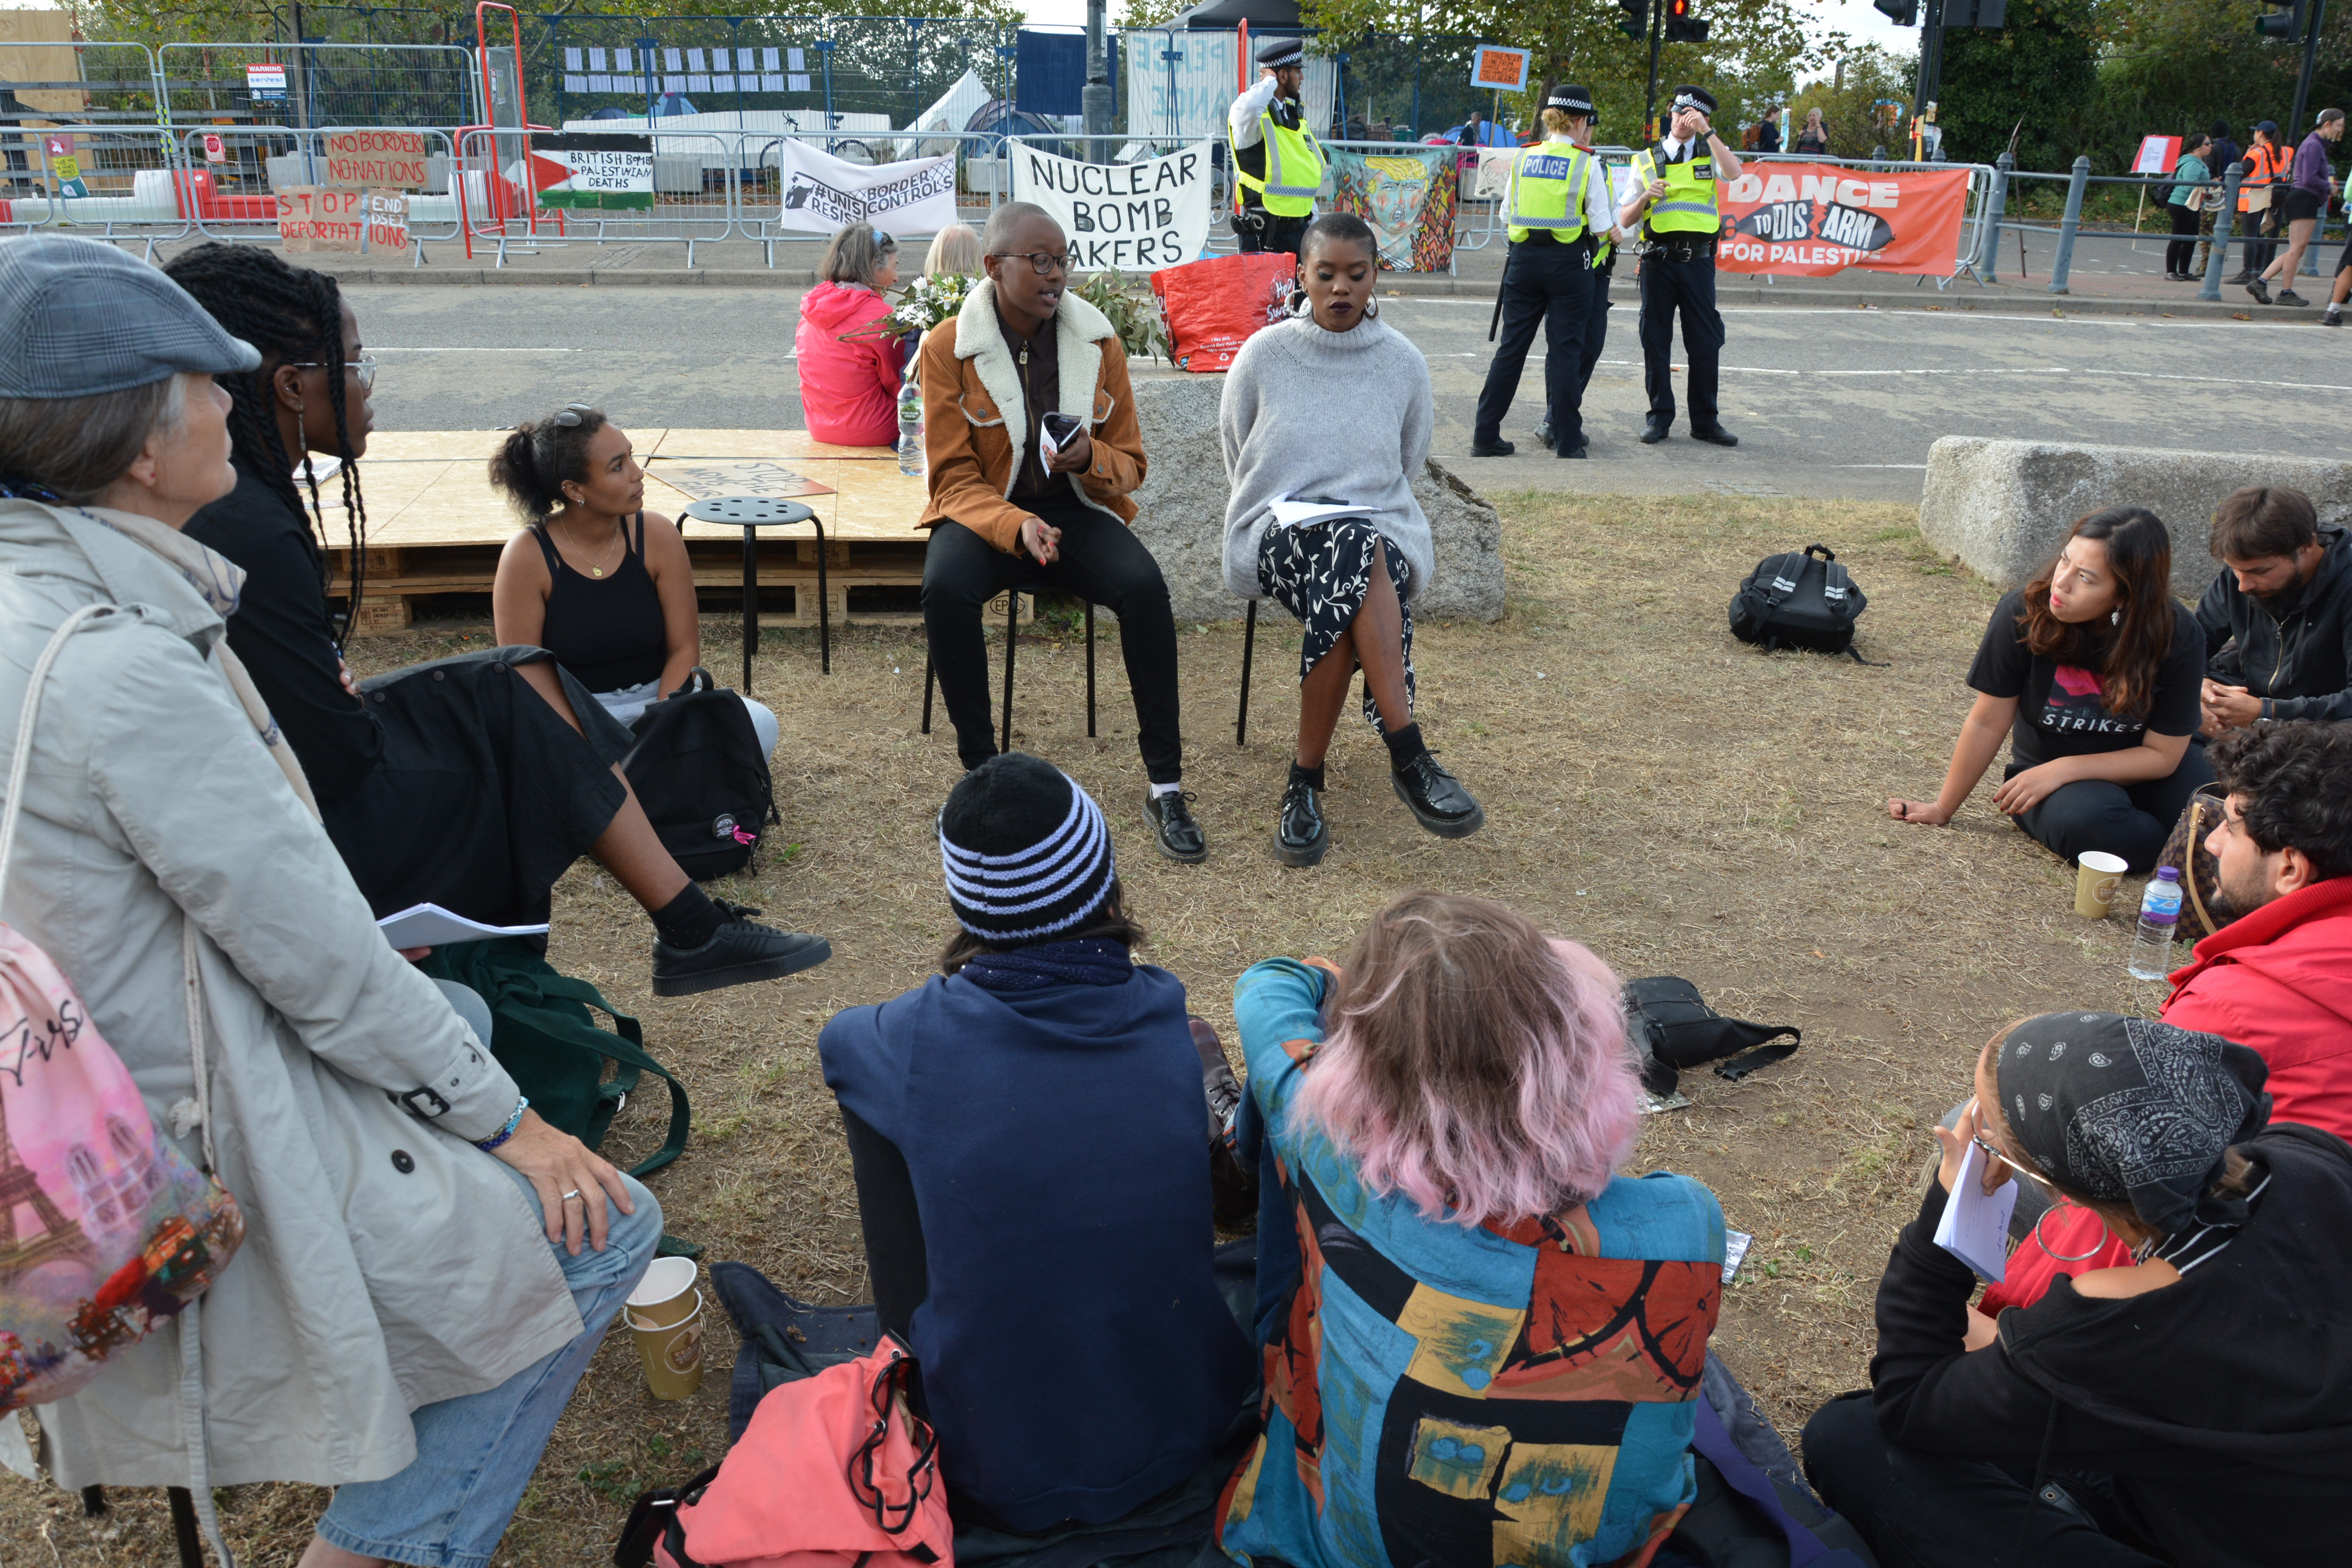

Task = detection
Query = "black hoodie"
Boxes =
[2197,523,2352,722]
[1866,1124,2352,1567]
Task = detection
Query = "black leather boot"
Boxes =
[1276,763,1328,867]
[1391,750,1485,839]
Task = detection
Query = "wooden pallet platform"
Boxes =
[326,429,939,635]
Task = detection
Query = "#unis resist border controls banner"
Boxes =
[1714,163,1969,278]
[1012,142,1212,272]
[777,140,958,234]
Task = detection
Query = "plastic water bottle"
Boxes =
[2125,866,2184,980]
[897,381,925,477]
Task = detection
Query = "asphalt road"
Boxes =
[346,281,2350,504]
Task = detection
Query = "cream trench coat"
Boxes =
[0,496,579,1491]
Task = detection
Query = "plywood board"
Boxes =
[0,12,85,114]
[649,428,897,462]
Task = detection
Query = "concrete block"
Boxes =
[1918,436,2352,601]
[1128,371,1504,624]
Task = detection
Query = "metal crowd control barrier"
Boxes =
[738,128,1005,267]
[457,125,740,267]
[156,42,480,134]
[0,124,192,256]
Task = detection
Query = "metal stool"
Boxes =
[681,496,825,687]
[78,1486,203,1567]
[922,583,1096,754]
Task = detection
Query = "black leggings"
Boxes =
[2165,202,2202,274]
[1802,1394,2164,1567]
[921,501,1184,782]
[2007,740,2214,875]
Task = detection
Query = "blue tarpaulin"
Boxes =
[1017,30,1116,118]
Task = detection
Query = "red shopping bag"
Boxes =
[1149,252,1296,373]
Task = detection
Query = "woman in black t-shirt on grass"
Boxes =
[1889,506,2212,872]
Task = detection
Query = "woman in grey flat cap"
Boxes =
[0,235,659,1568]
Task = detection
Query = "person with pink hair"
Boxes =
[1216,892,1728,1568]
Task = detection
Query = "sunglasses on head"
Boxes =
[550,402,596,428]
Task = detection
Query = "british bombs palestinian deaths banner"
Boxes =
[777,140,958,234]
[1715,163,1970,278]
[1013,143,1211,272]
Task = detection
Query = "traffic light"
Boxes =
[1619,0,1649,42]
[2256,0,2300,38]
[1664,0,1710,43]
[1873,0,1919,23]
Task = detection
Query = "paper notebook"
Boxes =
[1933,1140,2021,1283]
[1267,495,1364,531]
[377,903,549,950]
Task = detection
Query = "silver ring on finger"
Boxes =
[562,1189,583,1203]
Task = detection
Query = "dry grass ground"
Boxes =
[2,491,2170,1566]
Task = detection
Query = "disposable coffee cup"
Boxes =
[2074,851,2129,918]
[624,1257,704,1400]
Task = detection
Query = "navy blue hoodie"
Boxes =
[819,961,1253,1531]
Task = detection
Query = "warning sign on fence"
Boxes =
[324,130,430,190]
[1713,162,1970,278]
[246,64,287,103]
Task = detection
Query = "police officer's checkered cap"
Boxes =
[1256,38,1305,68]
[1670,85,1718,118]
[1544,84,1596,116]
[0,235,259,400]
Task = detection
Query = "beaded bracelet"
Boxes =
[474,1096,529,1152]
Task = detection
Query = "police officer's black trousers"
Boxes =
[1238,209,1307,257]
[1542,262,1616,436]
[1637,251,1725,430]
[1474,240,1591,453]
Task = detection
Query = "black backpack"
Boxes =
[1729,543,1876,662]
[1623,976,1801,1098]
[621,667,777,882]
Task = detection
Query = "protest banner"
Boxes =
[1329,149,1458,273]
[324,130,430,190]
[40,133,87,198]
[362,190,409,254]
[775,141,958,234]
[277,187,366,252]
[523,134,653,211]
[1714,162,1969,278]
[1012,142,1211,271]
[2133,135,2183,176]
[1470,45,1530,93]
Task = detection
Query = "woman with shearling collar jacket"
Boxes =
[913,201,1209,864]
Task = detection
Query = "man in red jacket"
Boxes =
[1977,719,2352,1318]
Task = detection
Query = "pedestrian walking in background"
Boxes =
[2250,108,2344,308]
[2232,122,2290,283]
[2166,132,2213,281]
[2196,120,2241,275]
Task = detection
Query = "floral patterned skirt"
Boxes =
[1256,517,1416,734]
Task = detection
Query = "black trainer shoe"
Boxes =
[1276,773,1328,867]
[1191,1017,1259,1225]
[2224,270,2255,285]
[1470,437,1516,457]
[652,901,832,996]
[1691,424,1740,447]
[1145,788,1208,862]
[2276,289,2309,307]
[1558,443,1589,459]
[1391,750,1485,839]
[1534,420,1556,451]
[2247,278,2273,305]
[1639,417,1671,444]
[2324,310,2344,327]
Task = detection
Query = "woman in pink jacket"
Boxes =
[794,223,903,447]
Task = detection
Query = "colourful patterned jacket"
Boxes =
[1218,958,1725,1568]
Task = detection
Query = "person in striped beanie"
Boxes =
[817,753,1254,1530]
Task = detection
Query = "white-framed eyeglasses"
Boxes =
[290,354,377,390]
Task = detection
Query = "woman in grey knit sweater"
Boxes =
[1220,213,1484,867]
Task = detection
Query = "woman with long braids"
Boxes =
[1889,506,2212,873]
[167,243,827,996]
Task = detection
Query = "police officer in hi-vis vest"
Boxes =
[1471,83,1625,460]
[1228,37,1324,256]
[1621,84,1742,446]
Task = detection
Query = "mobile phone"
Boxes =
[1042,412,1080,444]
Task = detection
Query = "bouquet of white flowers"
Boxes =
[845,270,976,342]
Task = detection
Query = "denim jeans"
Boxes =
[314,1163,662,1567]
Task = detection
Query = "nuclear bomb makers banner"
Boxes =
[1012,143,1212,272]
[1713,163,1969,278]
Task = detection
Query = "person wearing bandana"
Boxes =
[1620,85,1742,448]
[1804,1012,2352,1567]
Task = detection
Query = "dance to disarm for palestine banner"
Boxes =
[1013,142,1213,272]
[1715,163,1970,277]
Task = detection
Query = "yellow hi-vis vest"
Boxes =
[1505,140,1592,244]
[1232,102,1325,218]
[1630,141,1721,238]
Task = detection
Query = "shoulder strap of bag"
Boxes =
[1755,552,1805,611]
[509,967,692,1178]
[1712,1025,1801,1082]
[2181,792,2225,940]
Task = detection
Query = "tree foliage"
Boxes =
[1785,44,1915,160]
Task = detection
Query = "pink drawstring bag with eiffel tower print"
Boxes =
[0,606,243,1415]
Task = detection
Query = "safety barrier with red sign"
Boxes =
[1714,161,1973,278]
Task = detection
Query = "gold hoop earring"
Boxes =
[2034,1200,2112,1262]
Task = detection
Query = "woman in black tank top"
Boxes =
[491,409,777,754]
